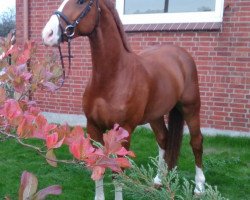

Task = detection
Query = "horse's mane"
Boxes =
[104,0,132,52]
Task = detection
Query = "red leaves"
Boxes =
[6,64,32,93]
[0,99,57,139]
[69,134,95,160]
[115,157,132,168]
[103,124,135,157]
[0,39,135,188]
[116,147,136,157]
[17,114,36,138]
[34,115,57,139]
[91,166,105,181]
[1,102,136,180]
[0,40,135,182]
[1,40,62,96]
[65,124,135,181]
[43,123,135,181]
[0,45,16,61]
[64,126,84,145]
[18,171,62,200]
[17,41,35,65]
[1,100,135,181]
[0,88,6,105]
[0,99,23,125]
[0,100,135,181]
[31,63,61,92]
[46,132,60,149]
[19,171,38,199]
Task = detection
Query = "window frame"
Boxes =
[116,0,225,25]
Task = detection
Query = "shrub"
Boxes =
[115,158,228,200]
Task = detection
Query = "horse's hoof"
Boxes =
[154,183,163,189]
[94,195,105,200]
[194,187,205,196]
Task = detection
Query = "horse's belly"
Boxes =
[142,85,180,123]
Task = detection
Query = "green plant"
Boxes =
[114,157,228,200]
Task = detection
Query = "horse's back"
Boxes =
[140,44,196,72]
[140,44,199,93]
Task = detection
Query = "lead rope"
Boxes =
[68,38,72,75]
[56,39,73,90]
[57,44,65,90]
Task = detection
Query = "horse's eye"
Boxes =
[77,0,86,4]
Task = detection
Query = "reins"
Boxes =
[57,42,72,89]
[54,0,99,89]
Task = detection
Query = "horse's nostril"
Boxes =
[48,30,53,37]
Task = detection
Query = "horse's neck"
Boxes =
[88,3,129,82]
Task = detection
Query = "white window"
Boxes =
[116,0,225,25]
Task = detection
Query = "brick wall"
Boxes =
[16,0,250,133]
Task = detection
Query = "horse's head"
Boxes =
[42,0,99,47]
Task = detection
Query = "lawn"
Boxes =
[0,127,249,200]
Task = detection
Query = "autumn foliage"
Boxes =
[18,171,62,200]
[0,34,134,181]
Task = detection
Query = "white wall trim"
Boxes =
[43,112,87,127]
[116,0,225,25]
[43,112,250,137]
[186,127,250,138]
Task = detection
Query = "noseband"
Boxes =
[53,0,99,89]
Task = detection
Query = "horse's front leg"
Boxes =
[114,125,134,200]
[94,177,104,200]
[114,182,123,200]
[87,121,105,200]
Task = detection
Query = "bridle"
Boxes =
[53,0,100,89]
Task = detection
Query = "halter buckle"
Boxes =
[65,24,75,38]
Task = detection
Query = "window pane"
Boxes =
[124,0,166,14]
[124,0,216,14]
[168,0,215,12]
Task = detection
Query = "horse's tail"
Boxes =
[166,106,184,169]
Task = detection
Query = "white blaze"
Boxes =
[42,0,70,46]
[58,0,70,12]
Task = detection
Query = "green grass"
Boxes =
[0,128,250,200]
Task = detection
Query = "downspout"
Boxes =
[23,0,29,41]
[24,0,32,100]
[13,0,29,101]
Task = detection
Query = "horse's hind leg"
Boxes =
[182,103,205,194]
[150,117,168,186]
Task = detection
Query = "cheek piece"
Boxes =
[55,0,96,39]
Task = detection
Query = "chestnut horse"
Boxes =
[42,0,205,199]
